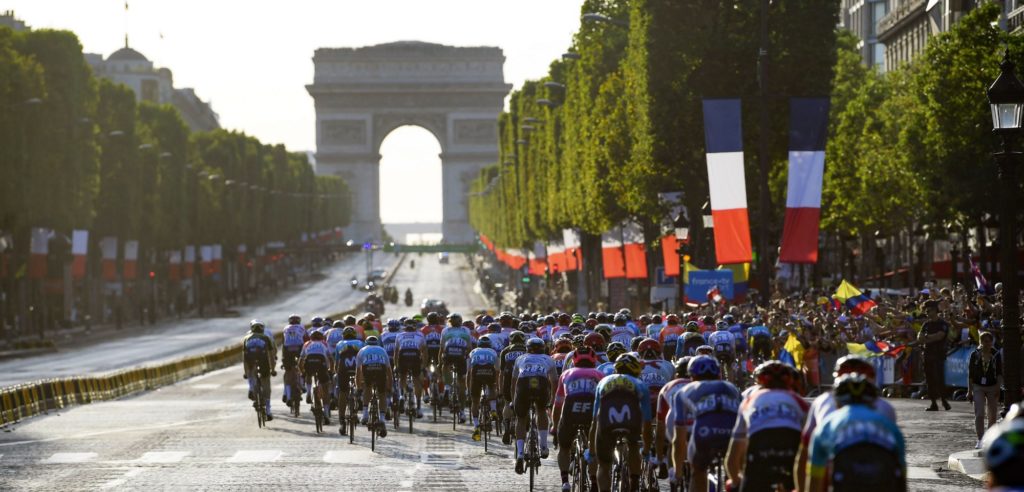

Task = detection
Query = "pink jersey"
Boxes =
[554,367,604,415]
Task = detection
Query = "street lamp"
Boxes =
[536,98,556,108]
[581,12,630,28]
[987,49,1024,406]
[875,230,888,288]
[561,52,581,61]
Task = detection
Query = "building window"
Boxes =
[870,1,887,36]
[872,43,885,68]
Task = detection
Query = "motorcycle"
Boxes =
[350,276,358,290]
[404,288,413,307]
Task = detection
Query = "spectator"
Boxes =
[917,300,951,412]
[969,331,1002,449]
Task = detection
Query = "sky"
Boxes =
[6,0,585,223]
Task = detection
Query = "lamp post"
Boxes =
[674,214,690,310]
[874,230,888,289]
[987,50,1024,405]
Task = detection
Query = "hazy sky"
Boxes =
[7,1,584,222]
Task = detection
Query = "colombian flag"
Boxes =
[834,280,876,315]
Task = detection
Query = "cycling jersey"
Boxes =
[468,347,498,368]
[441,326,474,358]
[282,324,308,348]
[324,327,345,352]
[551,325,572,340]
[734,388,809,438]
[677,332,706,358]
[243,332,275,375]
[467,347,499,402]
[809,404,906,492]
[802,392,897,446]
[596,361,616,377]
[512,353,557,418]
[356,345,390,369]
[552,353,568,373]
[610,325,638,347]
[334,339,364,379]
[592,374,652,463]
[421,324,444,362]
[487,332,507,353]
[672,380,740,468]
[646,322,665,341]
[728,323,748,353]
[554,367,603,448]
[300,339,331,385]
[658,325,686,359]
[499,344,528,397]
[535,325,553,344]
[657,378,690,441]
[639,359,675,409]
[513,353,557,379]
[380,331,399,362]
[748,325,770,339]
[708,330,735,356]
[733,388,808,492]
[394,331,425,375]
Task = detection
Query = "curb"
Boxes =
[947,449,987,482]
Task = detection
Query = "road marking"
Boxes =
[190,383,221,390]
[323,450,365,463]
[41,452,97,464]
[231,383,250,390]
[136,451,189,463]
[0,415,235,448]
[100,468,146,489]
[227,450,281,463]
[907,466,942,480]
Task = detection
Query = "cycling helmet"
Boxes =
[342,327,357,339]
[723,314,735,325]
[250,319,265,333]
[637,339,662,360]
[478,335,492,349]
[702,315,715,326]
[509,331,527,345]
[412,313,424,322]
[481,314,494,325]
[519,321,535,332]
[639,314,652,325]
[310,330,325,340]
[754,360,794,390]
[448,313,463,326]
[833,373,878,407]
[716,321,729,331]
[572,346,599,368]
[475,314,485,326]
[630,336,646,352]
[487,322,501,333]
[526,337,546,354]
[688,355,720,380]
[584,332,606,351]
[606,342,627,362]
[323,317,334,326]
[427,312,441,325]
[557,313,572,325]
[696,345,714,356]
[499,312,514,326]
[365,336,380,346]
[983,418,1024,486]
[553,338,573,354]
[572,335,586,348]
[364,312,376,321]
[684,321,700,332]
[652,314,662,324]
[665,314,680,325]
[674,356,692,378]
[403,319,417,331]
[833,354,876,381]
[343,315,357,325]
[570,324,584,336]
[614,353,643,377]
[387,319,401,331]
[288,314,302,325]
[585,318,598,329]
[544,315,557,325]
[463,320,475,330]
[311,316,324,327]
[613,313,629,325]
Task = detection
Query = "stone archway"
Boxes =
[307,41,511,243]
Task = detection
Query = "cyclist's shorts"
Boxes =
[556,400,594,448]
[688,416,734,469]
[337,354,358,378]
[397,352,421,377]
[282,346,302,369]
[425,347,441,365]
[682,339,704,357]
[445,355,468,376]
[513,376,550,418]
[594,426,641,464]
[470,366,496,400]
[715,351,735,366]
[740,428,800,492]
[830,443,905,492]
[303,358,330,386]
[362,364,388,392]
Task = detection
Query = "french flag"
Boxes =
[101,237,118,281]
[123,240,139,279]
[71,230,88,279]
[28,227,50,279]
[546,239,566,274]
[200,245,213,277]
[702,99,752,264]
[601,221,648,279]
[183,245,195,278]
[212,244,223,274]
[780,98,830,263]
[528,242,547,276]
[563,229,581,271]
[168,250,181,282]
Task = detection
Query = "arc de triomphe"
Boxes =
[307,41,511,243]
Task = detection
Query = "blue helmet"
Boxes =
[365,336,380,346]
[688,355,720,380]
[387,319,402,331]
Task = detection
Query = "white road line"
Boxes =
[41,452,97,464]
[0,415,235,448]
[190,384,221,390]
[100,468,146,489]
[227,450,281,463]
[907,466,942,480]
[322,450,366,463]
[231,383,250,390]
[136,451,189,463]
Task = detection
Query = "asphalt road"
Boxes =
[0,254,986,491]
[0,252,401,388]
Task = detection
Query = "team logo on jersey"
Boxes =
[608,404,632,424]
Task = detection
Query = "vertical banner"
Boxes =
[702,99,753,264]
[622,220,648,280]
[101,237,118,281]
[661,235,680,277]
[528,241,547,276]
[547,239,566,274]
[28,227,50,279]
[562,228,582,271]
[168,250,182,281]
[212,244,223,274]
[123,240,139,279]
[71,229,89,279]
[184,245,196,278]
[601,226,625,279]
[780,97,830,263]
[200,245,213,277]
[237,244,247,265]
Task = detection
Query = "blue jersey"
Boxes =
[468,347,498,367]
[748,325,770,338]
[487,332,508,353]
[513,353,557,379]
[325,327,345,351]
[597,362,617,377]
[672,380,740,436]
[707,331,735,354]
[593,374,652,423]
[356,345,390,368]
[646,322,665,340]
[809,404,906,469]
[728,324,748,351]
[380,331,399,359]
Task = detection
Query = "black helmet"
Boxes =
[478,335,492,349]
[448,313,463,326]
[630,336,646,352]
[487,322,501,332]
[344,315,357,325]
[499,312,514,327]
[311,316,324,327]
[509,331,527,346]
[674,356,692,378]
[403,319,417,331]
[427,312,442,325]
[310,330,325,341]
[833,373,878,408]
[288,314,301,325]
[332,320,345,328]
[518,321,534,333]
[613,313,629,326]
[342,327,357,339]
[365,336,380,346]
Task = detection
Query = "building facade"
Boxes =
[876,0,981,70]
[0,10,27,31]
[839,0,890,70]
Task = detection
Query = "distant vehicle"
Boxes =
[368,268,387,281]
[420,298,449,317]
[438,252,450,264]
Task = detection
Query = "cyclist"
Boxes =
[552,346,603,492]
[610,313,638,348]
[299,330,332,425]
[538,314,557,344]
[672,355,740,492]
[591,353,653,491]
[356,336,391,437]
[333,327,364,425]
[981,417,1024,490]
[708,321,736,380]
[658,314,685,361]
[281,315,308,404]
[361,317,380,340]
[598,342,628,377]
[441,313,474,423]
[499,331,529,445]
[468,334,499,441]
[324,320,346,353]
[551,337,574,373]
[748,319,772,364]
[638,339,674,407]
[243,320,277,420]
[342,314,363,340]
[595,324,614,345]
[562,332,606,372]
[677,322,706,358]
[727,360,809,492]
[380,319,401,367]
[657,356,692,490]
[512,337,558,474]
[486,322,507,353]
[795,355,896,491]
[552,313,573,340]
[695,344,714,357]
[421,312,446,403]
[309,315,325,335]
[395,318,426,418]
[804,373,906,492]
